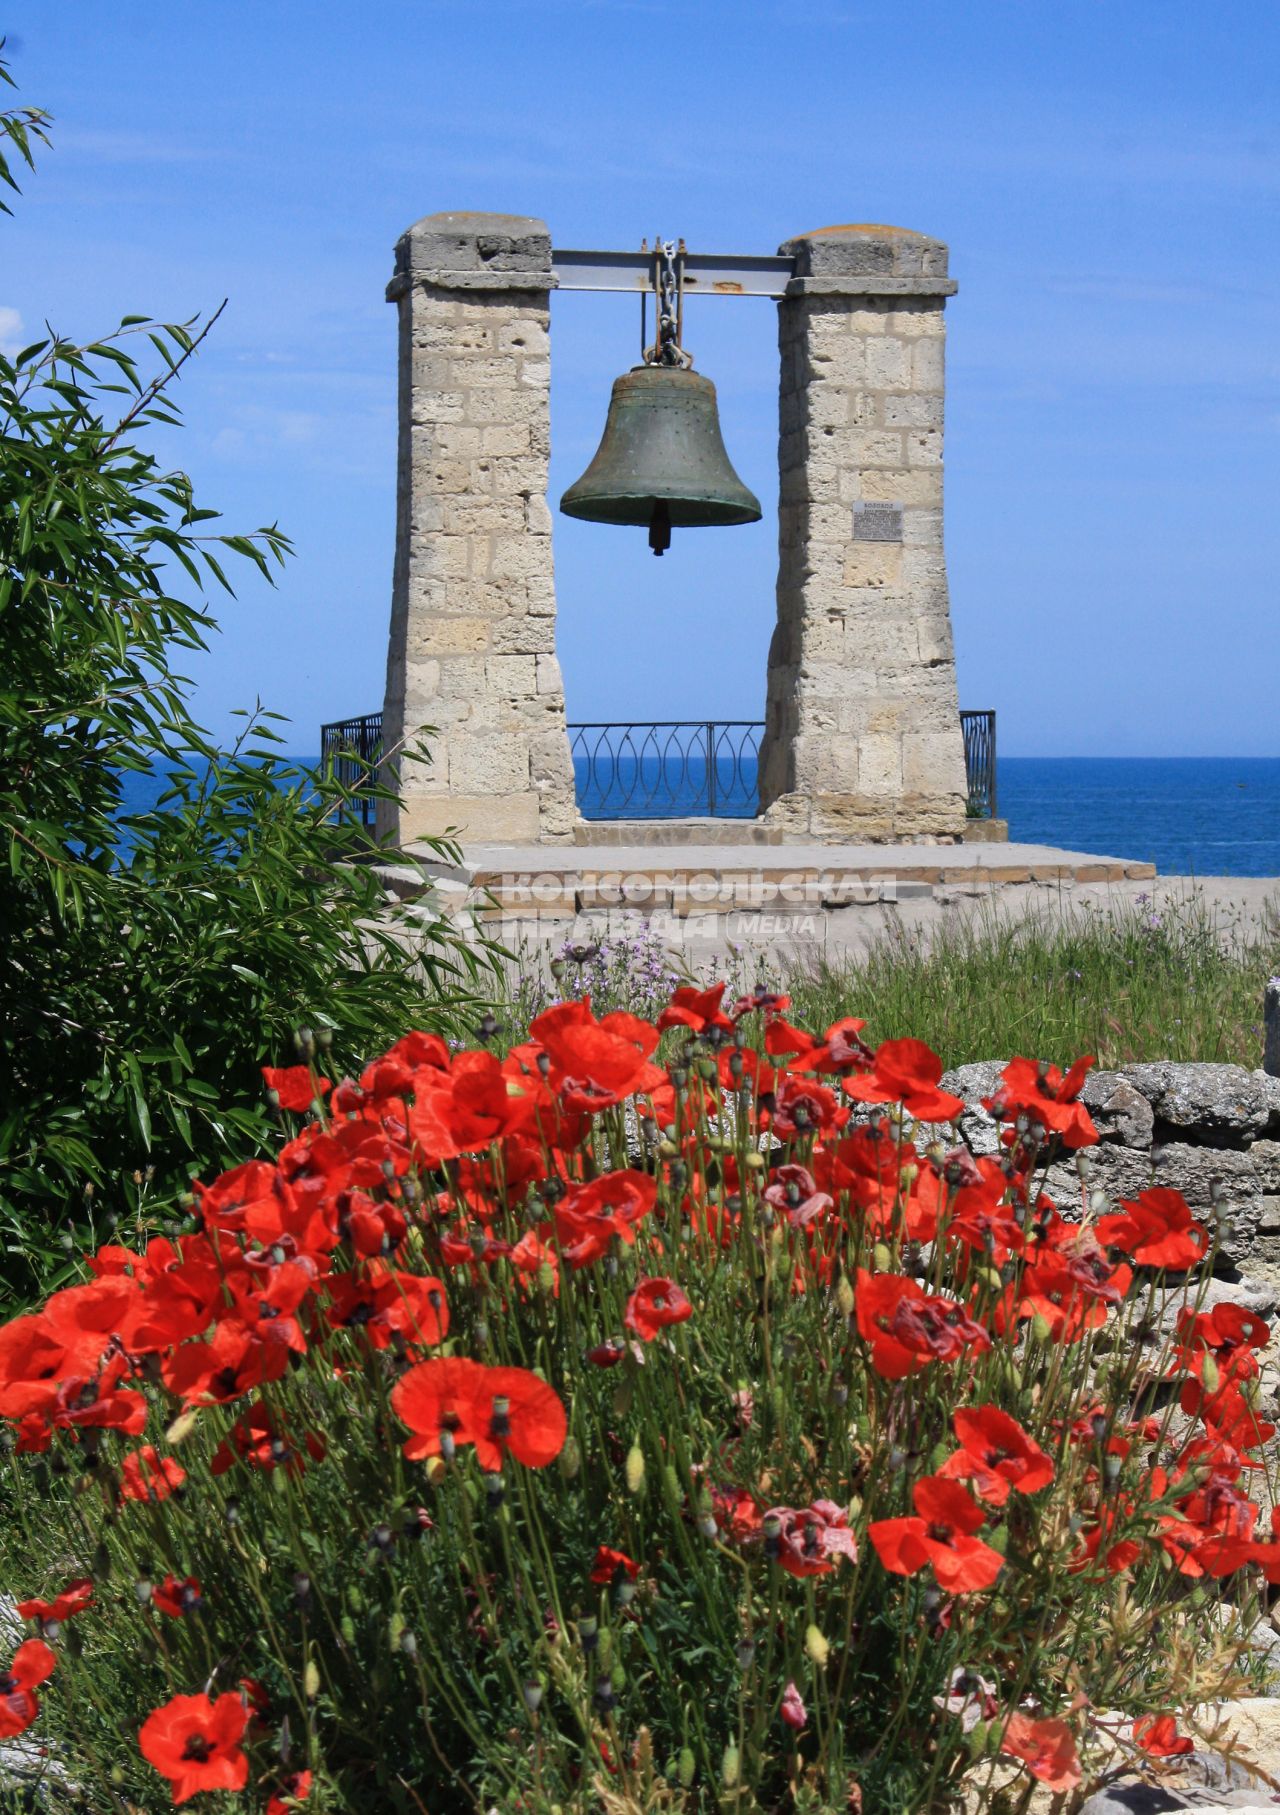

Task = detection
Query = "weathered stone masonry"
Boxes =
[381,216,971,849]
[378,212,578,847]
[758,226,969,842]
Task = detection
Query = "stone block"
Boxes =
[864,337,911,390]
[1122,1063,1280,1146]
[487,653,538,699]
[842,543,903,589]
[410,615,491,657]
[912,339,945,391]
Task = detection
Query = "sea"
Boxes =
[113,756,1280,878]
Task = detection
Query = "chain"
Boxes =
[643,238,692,369]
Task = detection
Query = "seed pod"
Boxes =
[523,1679,544,1713]
[625,1442,645,1495]
[678,1747,696,1788]
[804,1624,829,1667]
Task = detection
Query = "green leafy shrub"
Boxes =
[0,60,494,1299]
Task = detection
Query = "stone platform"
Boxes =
[390,838,1155,922]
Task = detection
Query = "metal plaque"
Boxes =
[852,501,903,543]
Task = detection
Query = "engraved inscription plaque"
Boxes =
[852,501,904,543]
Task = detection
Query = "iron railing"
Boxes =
[570,721,761,820]
[318,710,996,823]
[320,711,383,826]
[960,708,997,820]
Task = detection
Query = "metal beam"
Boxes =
[552,248,794,298]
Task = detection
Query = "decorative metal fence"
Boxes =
[318,710,996,823]
[570,721,761,820]
[959,709,998,820]
[320,711,383,826]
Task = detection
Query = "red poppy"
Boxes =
[999,1712,1081,1792]
[1175,1301,1270,1386]
[844,1038,965,1123]
[988,1056,1097,1150]
[940,1407,1054,1506]
[763,1165,833,1230]
[265,1771,314,1815]
[210,1399,325,1479]
[261,1066,331,1112]
[163,1321,290,1406]
[152,1575,202,1619]
[16,1578,93,1631]
[0,1638,55,1740]
[624,1278,693,1342]
[1134,1714,1193,1758]
[120,1446,187,1504]
[590,1546,639,1585]
[657,982,733,1035]
[392,1357,566,1470]
[763,1014,819,1059]
[1095,1188,1207,1270]
[554,1170,657,1268]
[139,1690,250,1806]
[528,1000,667,1112]
[323,1265,449,1351]
[409,1050,536,1164]
[855,1271,990,1379]
[766,1500,858,1577]
[769,1075,843,1140]
[869,1476,1004,1593]
[780,1680,808,1731]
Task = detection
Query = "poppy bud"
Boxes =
[836,1275,855,1319]
[678,1747,695,1787]
[611,1661,626,1694]
[340,1615,356,1645]
[294,1027,316,1060]
[805,1624,829,1668]
[722,1743,740,1788]
[523,1679,544,1713]
[1031,1313,1053,1344]
[698,1513,718,1541]
[872,1242,892,1272]
[134,1575,152,1606]
[745,1150,765,1172]
[223,1499,240,1528]
[736,1639,756,1670]
[558,1437,581,1481]
[304,1660,320,1700]
[612,1379,634,1418]
[1201,1354,1220,1394]
[594,1675,616,1711]
[388,1612,405,1651]
[292,1572,312,1605]
[625,1442,645,1495]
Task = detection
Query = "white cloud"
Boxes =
[0,306,23,356]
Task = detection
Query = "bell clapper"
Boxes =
[649,500,671,557]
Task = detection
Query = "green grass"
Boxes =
[787,892,1280,1071]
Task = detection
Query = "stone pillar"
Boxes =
[379,211,578,848]
[758,225,969,843]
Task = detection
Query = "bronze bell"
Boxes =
[560,235,762,554]
[560,364,762,555]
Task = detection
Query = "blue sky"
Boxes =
[4,2,1277,756]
